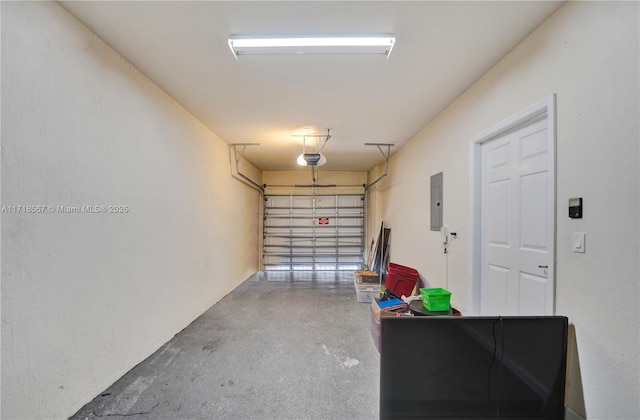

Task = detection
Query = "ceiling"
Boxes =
[59,1,564,171]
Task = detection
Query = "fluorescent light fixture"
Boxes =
[228,36,395,59]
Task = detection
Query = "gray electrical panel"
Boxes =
[430,172,443,231]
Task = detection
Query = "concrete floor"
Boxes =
[71,271,380,420]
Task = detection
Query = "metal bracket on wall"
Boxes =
[228,143,264,193]
[364,143,394,190]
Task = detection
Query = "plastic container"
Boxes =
[354,278,380,303]
[369,304,382,353]
[420,287,451,312]
[385,262,419,298]
[387,262,419,277]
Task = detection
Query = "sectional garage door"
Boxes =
[262,194,365,271]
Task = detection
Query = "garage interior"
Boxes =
[1,1,638,419]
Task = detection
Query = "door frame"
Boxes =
[468,95,556,315]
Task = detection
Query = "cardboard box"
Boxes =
[354,270,380,284]
[370,297,410,322]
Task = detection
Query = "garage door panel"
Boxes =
[263,194,364,271]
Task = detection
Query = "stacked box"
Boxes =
[354,270,380,284]
[385,262,419,298]
[369,298,411,353]
[354,278,380,303]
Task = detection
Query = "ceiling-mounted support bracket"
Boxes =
[364,143,394,191]
[292,128,332,153]
[228,143,264,193]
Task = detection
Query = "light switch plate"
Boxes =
[573,232,585,253]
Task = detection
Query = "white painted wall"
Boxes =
[368,2,639,418]
[1,2,260,418]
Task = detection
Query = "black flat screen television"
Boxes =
[380,316,568,420]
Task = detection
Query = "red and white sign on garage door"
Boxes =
[318,217,330,225]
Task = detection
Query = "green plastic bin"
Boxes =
[420,287,451,312]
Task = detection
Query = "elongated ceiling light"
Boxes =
[228,35,395,59]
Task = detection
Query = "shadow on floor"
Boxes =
[70,271,380,420]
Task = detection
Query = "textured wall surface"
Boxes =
[368,2,639,418]
[1,2,260,418]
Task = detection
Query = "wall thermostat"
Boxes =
[569,197,582,218]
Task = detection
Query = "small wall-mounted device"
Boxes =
[573,232,586,253]
[569,197,582,219]
[441,226,449,246]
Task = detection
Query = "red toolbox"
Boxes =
[385,262,419,298]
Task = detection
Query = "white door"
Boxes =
[480,115,555,315]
